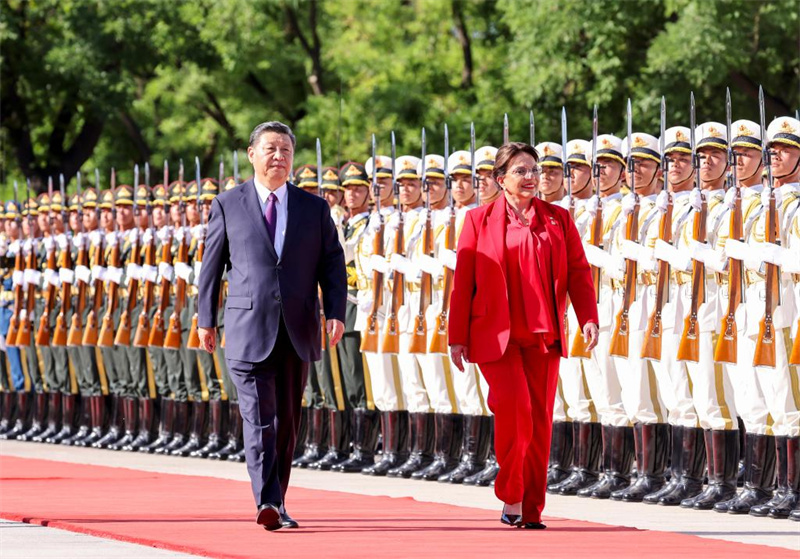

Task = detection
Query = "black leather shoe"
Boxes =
[257,504,281,531]
[500,511,521,526]
[520,522,546,530]
[279,509,299,529]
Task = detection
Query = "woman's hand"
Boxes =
[450,344,469,372]
[582,322,599,352]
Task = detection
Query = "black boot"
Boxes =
[547,421,574,487]
[611,423,669,502]
[190,400,225,458]
[644,425,682,504]
[684,430,739,510]
[34,393,61,442]
[412,413,463,481]
[551,422,602,495]
[123,398,154,451]
[0,392,16,435]
[76,395,105,447]
[18,392,49,442]
[387,412,435,478]
[157,400,189,454]
[49,394,78,444]
[62,396,91,446]
[768,436,800,519]
[292,407,329,467]
[466,416,499,486]
[210,402,242,460]
[293,406,310,460]
[659,427,707,506]
[362,411,410,476]
[0,392,30,440]
[581,425,636,499]
[93,395,122,448]
[172,401,207,457]
[750,436,786,516]
[716,433,776,514]
[108,397,139,451]
[141,398,174,453]
[311,409,353,470]
[439,415,491,483]
[333,408,380,473]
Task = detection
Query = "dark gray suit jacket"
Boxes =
[197,179,346,363]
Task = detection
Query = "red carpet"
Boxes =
[0,455,793,559]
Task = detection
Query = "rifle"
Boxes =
[5,181,24,347]
[610,99,640,358]
[360,135,385,353]
[642,97,672,361]
[15,179,38,347]
[409,128,430,354]
[165,161,189,349]
[134,162,160,347]
[530,110,536,147]
[52,174,73,346]
[67,172,90,346]
[571,105,602,358]
[115,165,143,346]
[753,86,779,368]
[677,93,706,362]
[561,107,573,341]
[471,122,479,206]
[714,88,744,363]
[186,157,207,350]
[430,124,454,354]
[82,170,106,346]
[315,139,327,350]
[503,113,509,145]
[148,162,177,348]
[35,176,58,346]
[97,168,121,348]
[381,131,404,354]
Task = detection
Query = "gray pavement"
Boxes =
[2,440,799,552]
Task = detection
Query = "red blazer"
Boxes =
[448,196,598,363]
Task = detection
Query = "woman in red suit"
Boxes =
[449,142,599,529]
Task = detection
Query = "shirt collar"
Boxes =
[348,211,369,224]
[254,176,287,205]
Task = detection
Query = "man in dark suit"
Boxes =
[197,121,347,531]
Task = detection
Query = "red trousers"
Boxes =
[479,344,561,523]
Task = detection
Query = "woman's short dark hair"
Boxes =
[249,121,296,149]
[492,142,539,183]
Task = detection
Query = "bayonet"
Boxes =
[444,124,452,208]
[233,151,239,185]
[592,104,599,197]
[195,156,203,224]
[391,131,399,212]
[470,122,478,205]
[690,92,700,192]
[503,113,509,145]
[530,110,535,146]
[421,127,428,210]
[627,98,636,200]
[372,134,380,214]
[316,138,323,197]
[561,107,572,211]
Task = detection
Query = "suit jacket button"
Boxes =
[276,265,282,271]
[275,294,281,302]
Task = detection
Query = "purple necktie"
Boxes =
[264,192,277,245]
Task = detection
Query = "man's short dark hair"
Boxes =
[249,121,296,149]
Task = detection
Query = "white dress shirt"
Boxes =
[254,177,288,257]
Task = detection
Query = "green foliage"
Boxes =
[1,0,797,197]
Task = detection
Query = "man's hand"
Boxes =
[583,322,599,352]
[199,327,217,353]
[327,319,344,347]
[450,344,469,372]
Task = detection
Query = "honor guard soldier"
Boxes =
[332,162,381,474]
[475,146,501,207]
[535,142,567,205]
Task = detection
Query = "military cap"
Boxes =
[168,181,183,204]
[395,156,421,179]
[662,126,692,155]
[182,180,199,203]
[22,197,39,217]
[200,178,219,201]
[294,165,319,189]
[152,184,169,206]
[417,155,445,179]
[82,187,99,209]
[767,117,800,149]
[622,133,661,163]
[475,146,497,171]
[365,156,392,179]
[321,167,343,191]
[37,193,51,212]
[339,162,369,187]
[535,142,564,167]
[0,203,5,220]
[222,176,238,192]
[135,184,152,207]
[50,190,64,212]
[447,151,473,175]
[4,200,20,219]
[68,193,81,211]
[695,122,728,151]
[730,120,762,150]
[566,140,591,166]
[99,189,114,209]
[588,135,625,166]
[114,185,134,205]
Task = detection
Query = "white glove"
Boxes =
[55,233,69,251]
[606,254,626,281]
[91,265,107,283]
[781,247,800,273]
[12,270,24,287]
[385,214,400,233]
[368,254,389,275]
[89,230,103,247]
[193,261,202,285]
[59,268,75,285]
[388,253,419,278]
[23,269,41,288]
[23,238,33,254]
[141,264,158,283]
[723,187,738,210]
[42,236,55,252]
[105,232,118,247]
[582,242,608,269]
[142,228,154,245]
[585,195,600,218]
[156,226,173,243]
[655,190,670,213]
[356,291,374,314]
[8,240,21,255]
[0,238,7,257]
[126,263,142,282]
[158,262,175,282]
[367,213,383,234]
[689,240,727,273]
[105,266,123,285]
[654,239,692,272]
[417,254,442,279]
[44,268,60,287]
[126,228,139,244]
[725,239,762,272]
[621,193,637,216]
[191,224,206,240]
[620,240,656,271]
[174,226,189,243]
[441,249,457,271]
[761,187,782,209]
[689,188,703,212]
[174,261,193,282]
[759,242,785,266]
[72,233,85,249]
[74,265,92,284]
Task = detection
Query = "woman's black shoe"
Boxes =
[519,522,547,530]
